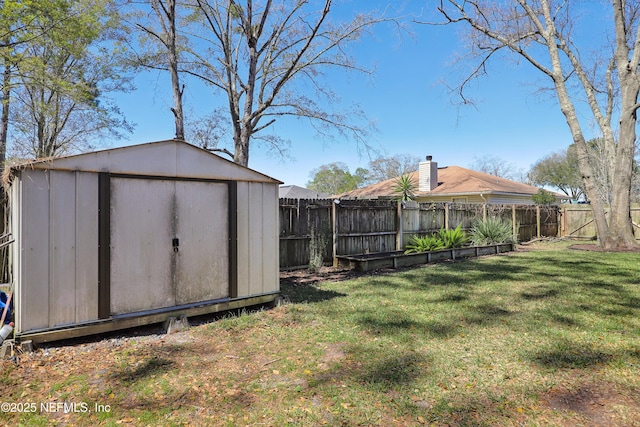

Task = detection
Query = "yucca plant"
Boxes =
[404,234,444,253]
[438,224,469,248]
[469,217,516,246]
[393,174,417,201]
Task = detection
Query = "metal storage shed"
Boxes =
[6,139,282,342]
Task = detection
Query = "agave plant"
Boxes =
[404,234,444,253]
[438,224,469,248]
[469,217,516,246]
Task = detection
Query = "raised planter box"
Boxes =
[336,243,514,272]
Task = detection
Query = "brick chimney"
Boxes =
[419,155,438,192]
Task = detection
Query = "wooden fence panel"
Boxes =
[279,198,332,269]
[561,205,597,239]
[417,203,446,234]
[515,207,537,241]
[400,203,445,247]
[560,204,640,241]
[279,199,560,269]
[335,200,397,256]
[633,206,640,240]
[449,203,484,230]
[539,206,560,238]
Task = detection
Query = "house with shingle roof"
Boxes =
[338,156,563,205]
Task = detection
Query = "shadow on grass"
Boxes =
[399,260,523,288]
[357,313,458,338]
[359,351,430,388]
[551,314,579,327]
[280,283,347,304]
[526,340,613,369]
[521,286,559,300]
[530,342,640,370]
[312,345,431,391]
[462,304,514,326]
[110,357,175,383]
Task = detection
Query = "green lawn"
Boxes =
[2,241,639,426]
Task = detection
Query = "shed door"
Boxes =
[174,180,229,304]
[109,177,229,315]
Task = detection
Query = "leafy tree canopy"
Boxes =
[307,162,368,195]
[528,145,584,201]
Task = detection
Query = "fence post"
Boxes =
[536,205,541,238]
[559,206,563,237]
[445,203,450,229]
[512,205,517,241]
[332,200,338,267]
[396,201,403,251]
[483,203,487,221]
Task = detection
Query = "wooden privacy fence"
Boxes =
[279,198,560,269]
[560,203,640,240]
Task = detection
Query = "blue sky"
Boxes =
[112,1,595,187]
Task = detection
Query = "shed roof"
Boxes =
[279,185,330,199]
[338,166,555,199]
[7,139,282,184]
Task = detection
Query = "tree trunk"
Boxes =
[541,12,613,248]
[165,0,184,140]
[571,133,612,245]
[604,0,640,249]
[0,62,10,174]
[605,104,637,248]
[234,124,250,167]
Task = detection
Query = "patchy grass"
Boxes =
[1,241,639,426]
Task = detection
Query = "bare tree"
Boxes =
[184,107,229,154]
[367,154,420,184]
[469,155,517,180]
[432,0,640,249]
[186,0,391,166]
[131,0,185,140]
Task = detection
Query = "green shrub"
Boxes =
[469,217,516,246]
[405,225,469,253]
[532,188,557,205]
[438,224,469,248]
[404,234,444,253]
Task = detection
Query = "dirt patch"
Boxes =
[569,244,640,253]
[541,380,640,426]
[279,266,386,287]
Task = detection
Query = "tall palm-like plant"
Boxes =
[393,174,417,201]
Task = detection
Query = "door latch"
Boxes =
[172,238,179,252]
